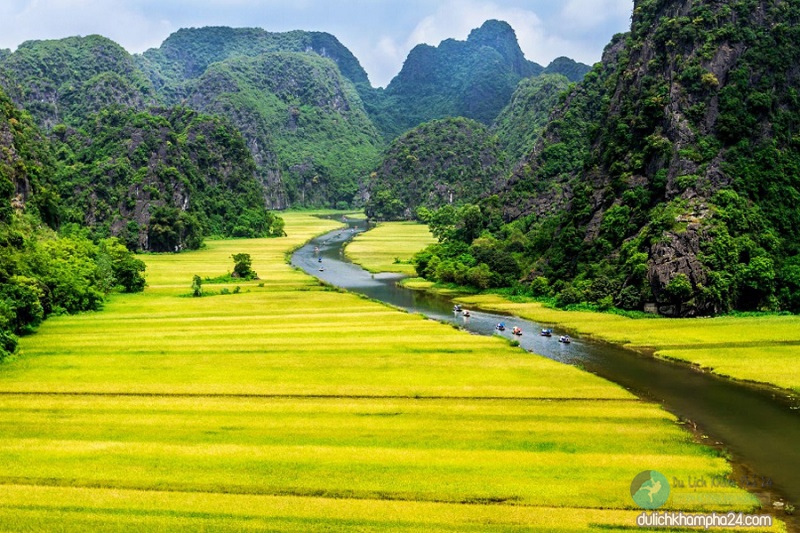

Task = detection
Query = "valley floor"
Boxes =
[0,214,783,531]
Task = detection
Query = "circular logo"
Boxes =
[631,470,671,509]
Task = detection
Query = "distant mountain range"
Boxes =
[0,21,588,216]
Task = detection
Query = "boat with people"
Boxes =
[559,335,572,344]
[512,327,522,336]
[453,304,462,313]
[496,323,506,332]
[540,328,553,337]
[463,311,471,318]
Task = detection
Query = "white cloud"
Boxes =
[0,0,174,53]
[559,0,633,31]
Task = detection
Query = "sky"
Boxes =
[0,0,633,87]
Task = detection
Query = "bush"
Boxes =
[191,275,203,298]
[232,253,257,280]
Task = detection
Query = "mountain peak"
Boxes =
[467,20,537,77]
[467,19,517,44]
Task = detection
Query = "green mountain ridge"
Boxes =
[0,35,155,130]
[137,26,372,103]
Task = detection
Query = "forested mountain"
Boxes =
[0,87,146,361]
[364,118,506,219]
[138,28,382,208]
[493,74,571,162]
[369,20,590,139]
[137,27,372,103]
[416,0,800,316]
[0,36,280,250]
[0,35,155,129]
[185,52,381,208]
[51,106,282,251]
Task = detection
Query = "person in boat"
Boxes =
[463,311,471,318]
[453,304,462,313]
[496,322,506,331]
[512,327,522,336]
[318,257,323,263]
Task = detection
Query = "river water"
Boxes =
[291,217,800,514]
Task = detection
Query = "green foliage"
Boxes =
[191,275,203,298]
[413,202,519,290]
[493,74,570,162]
[232,253,257,280]
[100,238,146,293]
[366,118,506,220]
[0,214,139,361]
[51,106,280,250]
[0,35,155,128]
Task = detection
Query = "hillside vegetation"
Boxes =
[51,106,282,251]
[412,0,800,316]
[493,73,571,162]
[186,52,381,208]
[365,118,507,220]
[0,88,145,361]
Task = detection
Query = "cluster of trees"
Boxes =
[0,215,145,361]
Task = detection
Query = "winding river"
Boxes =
[291,217,800,515]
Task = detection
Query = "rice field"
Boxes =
[457,295,800,394]
[0,213,783,531]
[344,221,436,275]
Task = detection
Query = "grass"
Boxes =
[456,295,800,394]
[0,212,784,531]
[344,221,436,275]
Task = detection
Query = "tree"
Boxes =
[101,238,146,293]
[666,274,693,306]
[191,275,203,298]
[232,253,257,280]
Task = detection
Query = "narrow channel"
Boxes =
[291,217,800,512]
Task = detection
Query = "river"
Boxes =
[291,216,800,519]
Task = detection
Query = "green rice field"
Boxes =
[457,295,800,395]
[0,213,783,531]
[345,221,436,275]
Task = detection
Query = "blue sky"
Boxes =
[0,0,633,86]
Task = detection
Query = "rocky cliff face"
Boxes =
[503,0,800,314]
[0,87,57,225]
